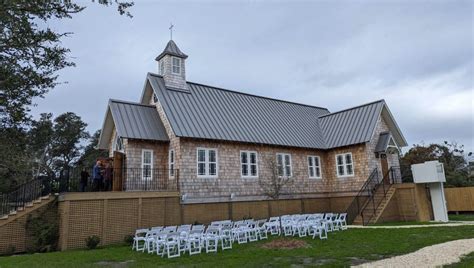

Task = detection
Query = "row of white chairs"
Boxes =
[131,212,347,258]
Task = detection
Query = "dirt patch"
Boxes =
[95,260,135,268]
[261,238,310,250]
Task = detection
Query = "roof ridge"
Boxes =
[109,98,156,108]
[318,99,385,118]
[147,72,329,111]
[185,80,330,112]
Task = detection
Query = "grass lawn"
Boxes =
[370,221,443,226]
[445,252,474,268]
[1,226,474,268]
[449,213,474,222]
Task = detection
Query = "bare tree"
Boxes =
[258,153,295,200]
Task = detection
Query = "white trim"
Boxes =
[276,153,292,178]
[196,147,218,178]
[172,56,181,74]
[240,151,259,179]
[335,152,354,178]
[308,155,322,179]
[141,149,153,180]
[169,149,175,178]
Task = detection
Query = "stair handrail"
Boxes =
[346,168,379,224]
[361,166,402,225]
[0,175,54,218]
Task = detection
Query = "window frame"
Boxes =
[335,152,354,178]
[308,155,322,179]
[159,61,165,75]
[172,57,181,74]
[276,153,292,178]
[141,149,153,180]
[240,150,259,179]
[112,133,124,152]
[196,147,218,178]
[169,149,175,178]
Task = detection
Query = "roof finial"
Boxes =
[169,23,174,40]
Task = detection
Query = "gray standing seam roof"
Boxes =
[142,73,396,150]
[318,100,385,149]
[375,132,391,153]
[155,40,188,61]
[109,100,169,141]
[147,73,331,149]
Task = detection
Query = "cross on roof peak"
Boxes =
[169,23,174,40]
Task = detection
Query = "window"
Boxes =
[336,153,354,177]
[142,150,153,180]
[276,153,292,177]
[197,148,218,178]
[308,155,322,179]
[159,61,164,75]
[113,133,123,152]
[241,151,258,178]
[172,57,181,74]
[169,149,175,177]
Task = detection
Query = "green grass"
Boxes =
[449,213,474,221]
[445,252,474,268]
[370,221,443,226]
[1,226,474,268]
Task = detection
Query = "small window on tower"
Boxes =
[172,57,181,74]
[159,61,164,75]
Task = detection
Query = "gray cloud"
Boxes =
[31,0,473,153]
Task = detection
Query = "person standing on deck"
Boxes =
[92,161,102,191]
[80,168,89,192]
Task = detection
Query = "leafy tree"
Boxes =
[0,0,133,126]
[401,141,473,187]
[28,113,55,175]
[0,1,132,191]
[50,112,89,170]
[76,130,109,169]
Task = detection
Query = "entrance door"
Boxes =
[380,154,389,183]
[113,151,125,191]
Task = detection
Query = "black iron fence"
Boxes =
[345,166,402,225]
[0,175,55,218]
[60,167,179,192]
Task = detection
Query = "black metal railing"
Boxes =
[59,167,179,192]
[0,175,54,218]
[346,168,379,224]
[361,167,402,225]
[346,166,402,225]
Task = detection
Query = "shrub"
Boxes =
[25,201,59,253]
[85,235,100,249]
[5,245,16,256]
[124,235,134,245]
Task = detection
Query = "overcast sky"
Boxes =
[32,0,473,154]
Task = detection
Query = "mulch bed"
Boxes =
[260,238,310,249]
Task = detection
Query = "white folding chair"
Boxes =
[187,229,203,255]
[132,228,149,251]
[204,226,219,253]
[220,228,233,250]
[164,233,180,258]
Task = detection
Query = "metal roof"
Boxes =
[109,99,169,141]
[155,40,188,61]
[147,73,331,149]
[130,73,407,150]
[375,132,391,153]
[319,100,385,148]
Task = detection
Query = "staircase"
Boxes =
[0,194,56,226]
[352,186,396,225]
[0,176,55,221]
[347,167,401,225]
